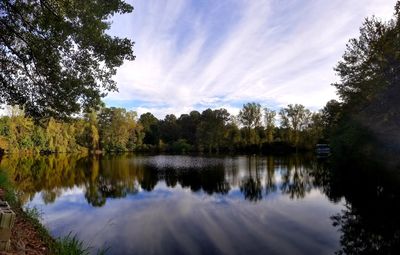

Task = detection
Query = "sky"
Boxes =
[106,0,397,119]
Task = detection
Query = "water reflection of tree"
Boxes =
[314,159,400,254]
[240,156,263,201]
[83,156,140,206]
[2,154,323,206]
[240,177,262,201]
[265,156,277,195]
[280,156,313,199]
[1,154,88,204]
[161,165,231,195]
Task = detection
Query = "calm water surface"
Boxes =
[2,154,400,254]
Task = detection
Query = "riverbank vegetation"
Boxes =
[0,102,328,154]
[0,168,107,254]
[323,2,400,166]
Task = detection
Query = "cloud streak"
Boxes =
[107,0,397,118]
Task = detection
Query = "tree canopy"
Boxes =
[328,1,400,157]
[0,0,134,119]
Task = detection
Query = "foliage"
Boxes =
[264,107,276,143]
[238,102,262,129]
[0,168,17,204]
[135,104,322,153]
[0,0,134,119]
[279,104,312,148]
[98,107,143,152]
[0,106,143,153]
[327,0,400,160]
[0,102,324,154]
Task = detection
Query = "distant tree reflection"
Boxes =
[280,156,313,199]
[265,156,277,195]
[240,177,262,201]
[240,156,263,201]
[2,154,323,206]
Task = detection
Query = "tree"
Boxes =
[76,110,100,151]
[238,102,262,145]
[321,100,342,138]
[0,0,135,119]
[98,107,143,151]
[333,16,400,111]
[177,111,201,146]
[159,114,179,144]
[126,110,144,150]
[264,107,276,143]
[279,104,311,148]
[139,112,159,145]
[331,1,400,156]
[238,102,262,129]
[4,106,34,152]
[197,109,229,152]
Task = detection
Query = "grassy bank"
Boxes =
[0,168,104,255]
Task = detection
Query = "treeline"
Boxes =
[0,153,322,206]
[139,103,327,153]
[0,107,144,154]
[0,103,328,154]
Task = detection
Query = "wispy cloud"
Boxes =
[107,0,397,118]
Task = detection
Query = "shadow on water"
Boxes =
[1,153,400,254]
[317,158,400,255]
[0,154,320,205]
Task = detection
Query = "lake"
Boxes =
[2,154,400,254]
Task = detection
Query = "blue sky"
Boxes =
[106,0,397,118]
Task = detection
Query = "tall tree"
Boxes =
[139,112,159,145]
[98,107,142,151]
[159,114,179,144]
[197,109,229,152]
[331,1,400,155]
[0,0,134,119]
[279,104,311,148]
[264,107,276,143]
[177,111,201,146]
[238,102,262,129]
[79,110,100,151]
[238,102,262,145]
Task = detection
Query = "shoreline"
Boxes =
[0,171,100,255]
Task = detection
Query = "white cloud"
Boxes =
[106,0,397,118]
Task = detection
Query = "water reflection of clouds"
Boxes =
[26,181,342,255]
[12,154,400,254]
[13,154,344,254]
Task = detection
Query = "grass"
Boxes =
[0,167,17,204]
[0,168,108,254]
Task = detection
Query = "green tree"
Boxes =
[126,111,144,150]
[159,114,179,144]
[77,110,100,152]
[139,112,159,145]
[177,111,201,146]
[4,106,34,152]
[279,104,311,148]
[238,102,262,145]
[264,107,276,143]
[331,1,400,157]
[98,107,142,151]
[197,109,230,152]
[0,0,134,119]
[238,102,262,129]
[321,100,342,138]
